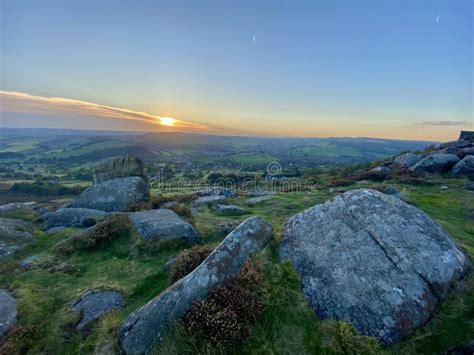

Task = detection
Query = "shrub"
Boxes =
[150,193,198,209]
[128,201,152,212]
[174,193,198,204]
[55,214,131,254]
[349,170,388,182]
[0,325,37,355]
[169,245,214,284]
[9,181,85,196]
[236,259,263,287]
[327,178,353,187]
[182,281,263,349]
[169,203,193,219]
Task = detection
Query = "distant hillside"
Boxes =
[0,128,434,168]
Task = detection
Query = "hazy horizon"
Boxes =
[1,1,473,141]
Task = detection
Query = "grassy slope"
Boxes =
[0,178,472,354]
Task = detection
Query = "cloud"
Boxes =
[417,120,468,127]
[0,90,210,132]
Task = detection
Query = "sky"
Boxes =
[0,0,473,141]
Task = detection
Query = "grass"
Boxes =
[0,177,473,354]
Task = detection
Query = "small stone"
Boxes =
[72,291,125,332]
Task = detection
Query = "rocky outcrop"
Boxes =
[72,291,125,332]
[192,195,226,206]
[65,177,149,212]
[128,209,199,244]
[46,208,110,228]
[409,154,460,173]
[118,216,274,354]
[215,204,247,216]
[0,218,35,259]
[439,140,470,149]
[0,290,17,338]
[93,155,144,184]
[462,147,474,156]
[280,189,469,345]
[393,153,427,168]
[459,130,474,143]
[451,156,474,178]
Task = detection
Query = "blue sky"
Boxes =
[1,0,472,140]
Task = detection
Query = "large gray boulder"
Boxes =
[128,209,199,244]
[65,177,149,212]
[0,290,17,338]
[280,189,469,345]
[439,140,470,149]
[409,154,460,173]
[0,218,35,259]
[47,208,110,228]
[118,216,274,354]
[451,156,474,178]
[393,153,426,168]
[93,155,144,185]
[460,130,474,143]
[72,291,125,332]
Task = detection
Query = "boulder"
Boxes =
[215,204,247,216]
[195,187,235,197]
[409,154,460,173]
[0,218,35,259]
[72,291,125,332]
[462,147,474,156]
[128,209,199,243]
[0,290,17,339]
[0,202,35,218]
[65,177,149,212]
[280,189,469,345]
[438,147,463,156]
[451,156,474,178]
[192,195,226,206]
[45,226,66,234]
[46,208,110,228]
[93,155,144,185]
[118,216,274,354]
[393,153,426,168]
[466,183,474,192]
[246,195,275,206]
[439,140,471,149]
[19,255,40,269]
[459,130,474,143]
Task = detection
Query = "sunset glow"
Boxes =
[160,117,175,126]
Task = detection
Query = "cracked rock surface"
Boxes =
[280,189,469,345]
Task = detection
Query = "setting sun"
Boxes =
[160,117,175,126]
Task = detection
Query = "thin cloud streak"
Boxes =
[0,91,210,132]
[417,120,468,127]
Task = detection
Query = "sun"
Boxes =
[160,117,175,126]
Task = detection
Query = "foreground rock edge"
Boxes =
[118,216,274,354]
